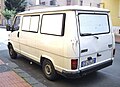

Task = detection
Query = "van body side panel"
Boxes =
[36,11,79,71]
[19,32,39,61]
[9,31,20,52]
[62,11,79,70]
[63,11,79,58]
[36,12,65,70]
[18,15,40,62]
[9,15,22,53]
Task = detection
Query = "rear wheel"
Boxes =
[42,59,58,81]
[8,45,17,59]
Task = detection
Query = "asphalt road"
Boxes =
[0,43,120,87]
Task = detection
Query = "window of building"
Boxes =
[97,4,100,8]
[41,2,45,5]
[67,0,71,5]
[80,0,83,6]
[99,3,105,8]
[90,3,92,6]
[41,13,66,36]
[39,0,41,4]
[50,0,55,5]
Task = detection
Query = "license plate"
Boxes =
[81,58,96,67]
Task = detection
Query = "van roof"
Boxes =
[18,5,109,15]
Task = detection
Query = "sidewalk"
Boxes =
[0,28,47,87]
[0,56,46,87]
[0,59,31,87]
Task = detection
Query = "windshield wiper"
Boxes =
[81,33,99,39]
[81,33,92,36]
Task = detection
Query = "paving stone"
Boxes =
[8,62,19,69]
[0,59,5,65]
[0,71,31,87]
[13,68,26,73]
[32,83,47,87]
[0,64,11,73]
[24,77,39,85]
[18,72,31,78]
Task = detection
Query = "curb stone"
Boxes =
[12,66,47,87]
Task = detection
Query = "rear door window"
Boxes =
[78,13,110,36]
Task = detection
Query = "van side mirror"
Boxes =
[6,24,11,31]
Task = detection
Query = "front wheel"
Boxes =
[8,45,17,59]
[42,59,58,81]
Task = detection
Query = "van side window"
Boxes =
[41,13,66,36]
[22,15,40,32]
[22,16,31,31]
[13,16,20,31]
[30,16,40,32]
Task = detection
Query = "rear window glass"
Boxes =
[78,14,110,36]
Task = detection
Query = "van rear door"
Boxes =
[78,12,113,68]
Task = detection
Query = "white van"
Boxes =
[7,6,115,80]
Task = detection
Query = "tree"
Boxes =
[1,0,27,25]
[4,0,27,13]
[2,9,16,24]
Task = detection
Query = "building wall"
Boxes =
[101,0,120,26]
[83,0,101,7]
[35,0,102,6]
[0,0,4,25]
[27,0,102,10]
[26,0,36,6]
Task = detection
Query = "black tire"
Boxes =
[42,59,58,81]
[8,45,17,59]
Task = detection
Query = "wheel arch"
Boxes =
[8,42,13,49]
[40,55,55,68]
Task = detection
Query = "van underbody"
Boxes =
[62,59,113,78]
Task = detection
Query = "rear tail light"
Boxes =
[113,49,115,57]
[71,59,78,70]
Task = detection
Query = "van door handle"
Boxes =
[81,49,88,53]
[108,44,112,48]
[17,32,20,37]
[97,53,101,57]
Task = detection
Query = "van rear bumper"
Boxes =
[62,59,113,78]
